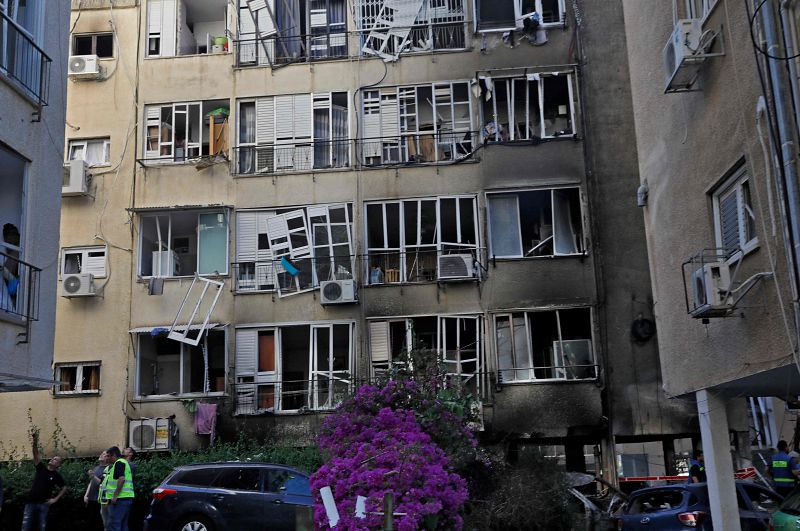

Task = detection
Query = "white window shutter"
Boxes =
[236,211,258,262]
[380,94,399,137]
[83,250,107,277]
[235,329,258,376]
[294,94,313,139]
[160,0,177,56]
[148,0,163,34]
[266,214,291,256]
[275,95,295,140]
[369,321,390,363]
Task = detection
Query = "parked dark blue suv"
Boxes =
[617,481,782,530]
[143,462,313,531]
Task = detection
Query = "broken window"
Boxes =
[234,322,353,414]
[361,81,473,166]
[147,0,230,57]
[712,165,757,255]
[54,362,101,395]
[73,33,114,58]
[237,0,347,67]
[144,100,229,162]
[474,0,563,31]
[235,92,348,174]
[366,196,477,283]
[234,210,276,291]
[136,328,226,397]
[0,144,26,316]
[138,209,229,277]
[494,307,595,382]
[68,138,110,167]
[487,188,584,258]
[480,71,575,141]
[61,246,107,278]
[355,0,466,61]
[369,315,482,393]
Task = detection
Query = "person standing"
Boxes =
[769,440,800,497]
[688,450,706,483]
[121,448,136,486]
[104,447,134,531]
[85,451,108,530]
[21,432,66,531]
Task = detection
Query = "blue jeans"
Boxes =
[106,498,133,531]
[21,502,49,531]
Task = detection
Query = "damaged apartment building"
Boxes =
[0,0,695,482]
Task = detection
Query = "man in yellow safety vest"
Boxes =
[103,446,135,531]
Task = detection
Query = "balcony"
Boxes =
[232,140,350,175]
[0,11,51,110]
[1,249,41,334]
[233,22,468,68]
[358,132,477,166]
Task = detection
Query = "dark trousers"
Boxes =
[86,500,105,531]
[21,502,49,531]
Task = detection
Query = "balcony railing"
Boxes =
[231,132,477,175]
[1,248,41,325]
[232,140,350,175]
[0,11,51,109]
[234,21,467,68]
[233,249,483,293]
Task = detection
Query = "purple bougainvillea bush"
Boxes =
[311,397,469,530]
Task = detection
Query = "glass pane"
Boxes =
[198,213,228,274]
[213,468,261,491]
[495,316,514,382]
[488,195,522,256]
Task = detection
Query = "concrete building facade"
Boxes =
[1,0,692,483]
[0,1,70,393]
[623,0,800,526]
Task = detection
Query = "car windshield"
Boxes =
[780,489,800,516]
[628,490,685,514]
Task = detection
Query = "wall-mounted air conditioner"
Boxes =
[690,262,732,318]
[663,19,703,92]
[152,250,180,277]
[320,279,357,304]
[63,159,90,196]
[437,254,475,280]
[68,54,103,80]
[61,273,96,298]
[129,418,174,452]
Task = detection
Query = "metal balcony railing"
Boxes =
[0,248,41,325]
[233,21,467,68]
[0,11,51,110]
[356,131,477,166]
[232,255,356,295]
[232,140,350,175]
[496,363,599,383]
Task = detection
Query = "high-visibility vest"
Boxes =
[772,451,797,484]
[103,458,135,499]
[98,465,111,505]
[687,459,705,483]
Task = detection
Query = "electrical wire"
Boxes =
[749,0,800,60]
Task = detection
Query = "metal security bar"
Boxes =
[0,10,51,111]
[0,248,41,343]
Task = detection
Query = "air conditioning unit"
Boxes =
[663,19,704,92]
[320,279,357,304]
[68,54,102,79]
[152,250,180,277]
[690,262,733,318]
[61,273,96,297]
[63,159,90,196]
[438,254,475,280]
[129,418,173,452]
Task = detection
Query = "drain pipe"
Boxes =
[762,0,800,360]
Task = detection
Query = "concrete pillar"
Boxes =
[662,438,676,476]
[697,389,741,531]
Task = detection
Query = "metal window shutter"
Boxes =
[83,250,107,277]
[275,95,295,140]
[719,190,740,250]
[255,97,275,144]
[160,0,177,56]
[235,329,258,376]
[256,212,274,262]
[148,0,163,33]
[266,214,290,255]
[236,211,258,262]
[369,321,390,362]
[380,94,399,137]
[294,94,313,139]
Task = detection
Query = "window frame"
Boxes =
[711,165,758,258]
[67,138,111,167]
[137,208,230,279]
[474,0,565,33]
[234,321,355,414]
[134,327,228,399]
[685,0,719,22]
[54,361,101,396]
[486,186,585,259]
[60,246,108,278]
[1,0,44,43]
[72,32,115,58]
[493,306,596,384]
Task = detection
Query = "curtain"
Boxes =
[84,141,107,166]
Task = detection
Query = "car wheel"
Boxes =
[176,515,214,531]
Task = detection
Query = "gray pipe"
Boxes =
[762,0,800,360]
